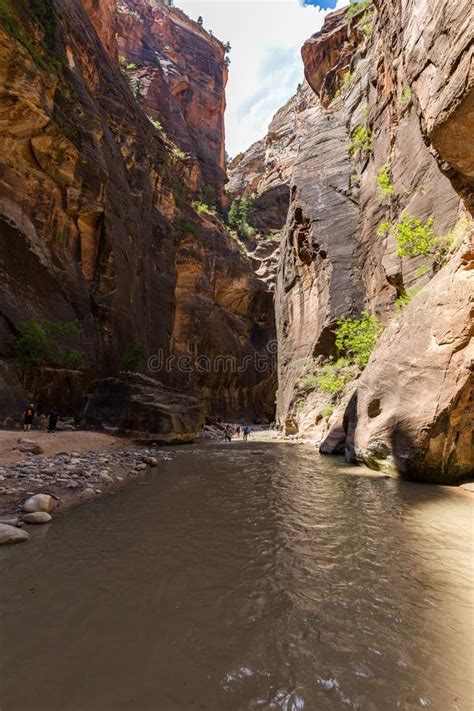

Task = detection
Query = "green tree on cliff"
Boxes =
[10,318,86,383]
[227,191,256,238]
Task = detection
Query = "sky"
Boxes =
[176,0,349,157]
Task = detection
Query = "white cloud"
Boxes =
[176,0,334,156]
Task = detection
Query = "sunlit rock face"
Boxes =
[272,4,473,480]
[0,0,275,424]
[374,0,474,212]
[348,242,473,483]
[113,0,227,205]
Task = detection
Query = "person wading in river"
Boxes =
[224,425,233,442]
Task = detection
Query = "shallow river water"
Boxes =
[1,442,473,711]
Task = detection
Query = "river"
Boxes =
[1,442,473,710]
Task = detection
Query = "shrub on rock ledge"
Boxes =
[335,312,383,368]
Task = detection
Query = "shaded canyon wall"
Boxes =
[0,0,275,425]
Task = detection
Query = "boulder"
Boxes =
[22,493,58,514]
[0,523,29,544]
[348,245,473,483]
[81,374,205,443]
[142,456,158,466]
[16,440,44,455]
[0,517,20,527]
[23,512,52,524]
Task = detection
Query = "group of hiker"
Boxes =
[223,424,253,442]
[22,404,60,433]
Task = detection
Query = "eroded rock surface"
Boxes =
[269,4,473,480]
[0,0,275,427]
[349,243,473,483]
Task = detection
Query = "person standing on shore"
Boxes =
[47,407,60,433]
[22,404,37,432]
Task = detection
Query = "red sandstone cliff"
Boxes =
[114,0,227,205]
[0,0,274,427]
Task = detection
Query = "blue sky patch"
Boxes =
[301,0,339,8]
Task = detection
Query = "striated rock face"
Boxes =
[275,96,364,422]
[272,3,473,480]
[227,84,317,229]
[114,0,227,204]
[349,242,473,483]
[301,8,363,108]
[374,0,474,211]
[0,0,275,427]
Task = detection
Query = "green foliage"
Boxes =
[169,145,187,165]
[130,77,141,101]
[298,358,355,397]
[227,191,256,238]
[120,342,146,372]
[296,311,382,403]
[192,200,217,217]
[376,221,391,236]
[315,358,356,395]
[438,217,470,257]
[298,374,320,391]
[335,312,383,368]
[361,18,373,37]
[0,0,64,75]
[346,0,372,20]
[376,166,394,198]
[414,265,429,278]
[394,213,436,258]
[395,286,421,311]
[400,87,412,104]
[296,400,306,412]
[61,347,85,368]
[228,229,249,256]
[349,124,373,157]
[321,405,334,418]
[148,116,163,131]
[238,221,256,239]
[10,318,85,369]
[340,70,352,90]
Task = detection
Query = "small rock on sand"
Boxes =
[143,456,158,466]
[18,443,44,455]
[23,493,58,514]
[0,523,29,544]
[23,512,52,524]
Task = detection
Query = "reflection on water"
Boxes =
[1,443,473,710]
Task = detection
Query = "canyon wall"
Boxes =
[231,1,472,481]
[0,0,275,427]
